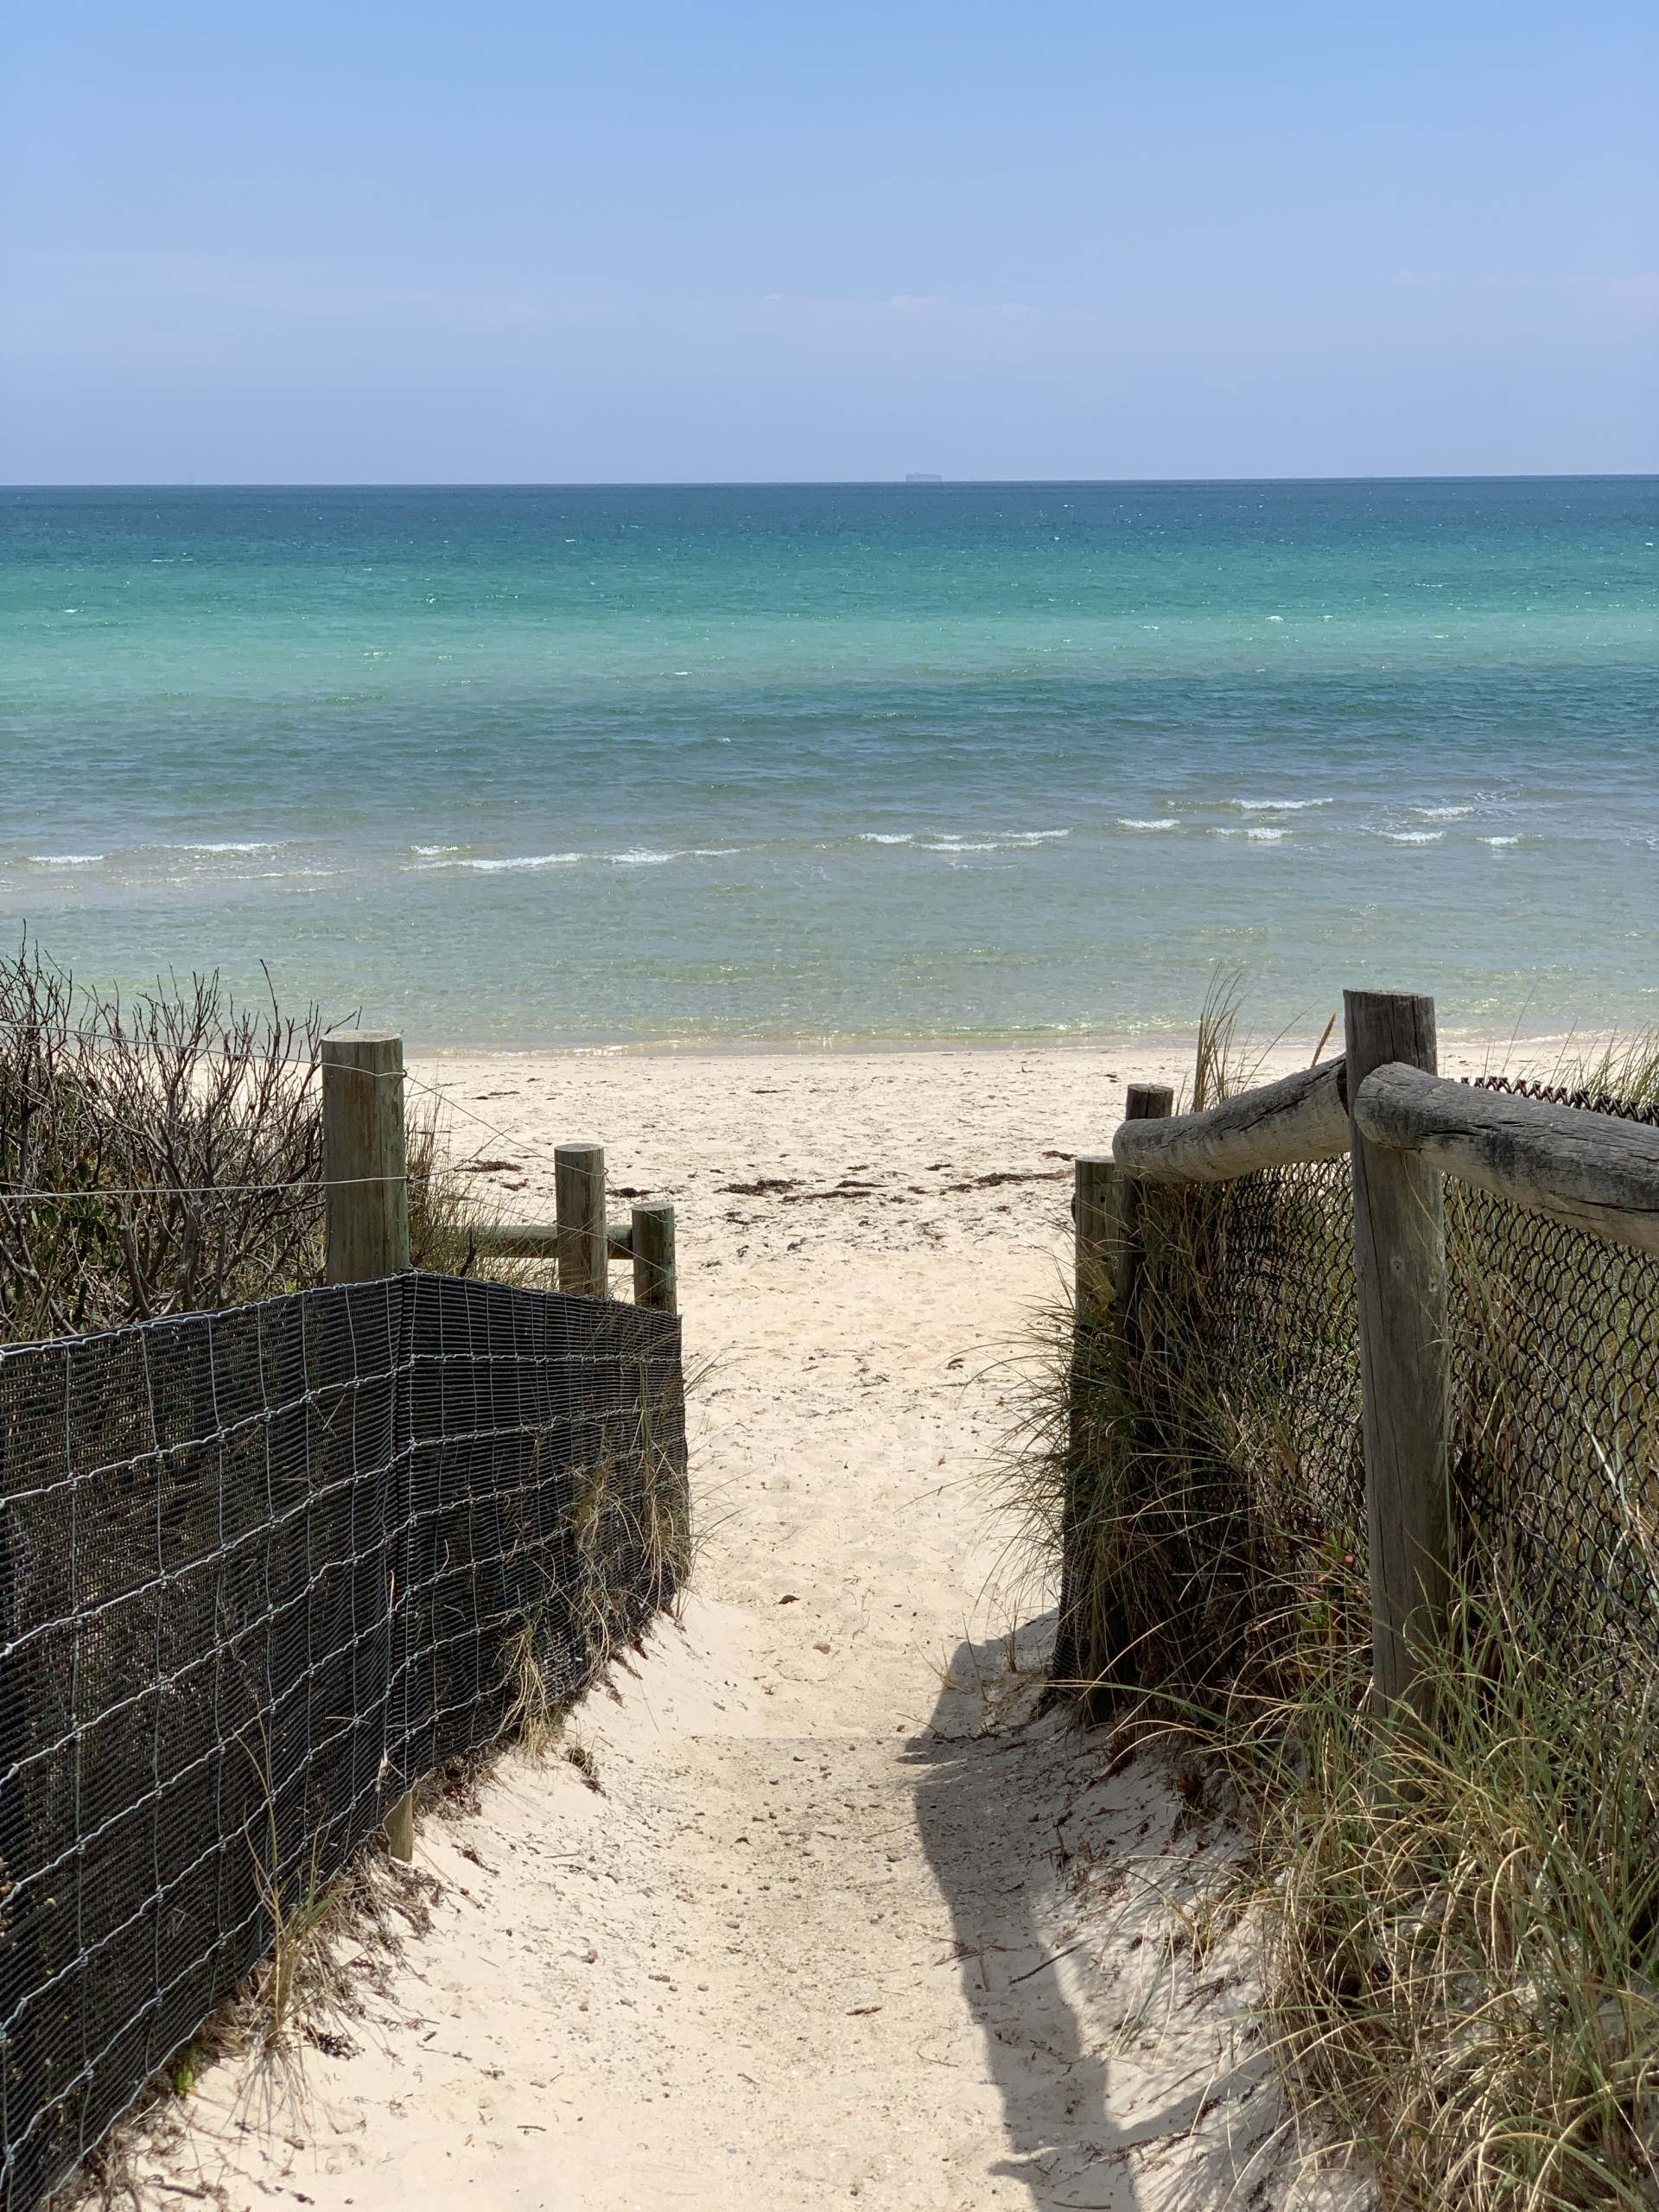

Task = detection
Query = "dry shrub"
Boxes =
[0,941,537,1345]
[0,944,327,1338]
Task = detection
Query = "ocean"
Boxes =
[3,478,1656,1046]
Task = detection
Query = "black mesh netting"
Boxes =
[0,1272,686,2211]
[1142,1075,1659,1628]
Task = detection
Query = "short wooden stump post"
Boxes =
[321,1031,416,1861]
[1115,1083,1175,1340]
[556,1141,608,1300]
[1055,1155,1118,1693]
[631,1202,677,1312]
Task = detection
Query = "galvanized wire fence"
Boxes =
[0,1272,686,2212]
[1117,1076,1659,1671]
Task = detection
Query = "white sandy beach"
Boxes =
[118,1038,1502,2212]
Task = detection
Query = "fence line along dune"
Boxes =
[1046,984,1659,2209]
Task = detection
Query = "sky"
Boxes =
[2,0,1655,484]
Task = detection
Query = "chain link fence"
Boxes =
[0,1272,686,2212]
[1138,1076,1659,1651]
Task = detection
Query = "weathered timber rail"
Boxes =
[1113,1052,1659,1253]
[1353,1064,1659,1256]
[1109,1057,1351,1183]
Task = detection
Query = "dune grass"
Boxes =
[1243,1565,1659,2208]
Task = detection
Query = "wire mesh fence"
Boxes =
[0,1271,687,2212]
[1122,1075,1659,1659]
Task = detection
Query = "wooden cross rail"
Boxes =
[1082,988,1659,1726]
[1109,1056,1350,1182]
[469,1203,677,1308]
[465,1142,677,1309]
[1355,1064,1659,1256]
[1109,1049,1659,1257]
[470,1220,638,1262]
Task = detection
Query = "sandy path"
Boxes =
[124,1044,1445,2211]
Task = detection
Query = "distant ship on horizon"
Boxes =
[904,472,943,483]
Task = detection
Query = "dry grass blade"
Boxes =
[1240,1567,1659,2210]
[1537,1027,1659,1115]
[404,1087,546,1287]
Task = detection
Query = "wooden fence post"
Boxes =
[556,1141,608,1300]
[321,1032,416,1861]
[1074,1157,1118,1313]
[1054,1156,1117,1690]
[1054,1084,1174,1710]
[1344,990,1451,1720]
[631,1203,677,1312]
[1115,1084,1175,1338]
[321,1033,410,1284]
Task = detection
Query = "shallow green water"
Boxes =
[3,478,1656,1042]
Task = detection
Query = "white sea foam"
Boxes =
[1246,827,1287,842]
[1118,818,1178,830]
[1236,798,1331,812]
[1382,830,1445,843]
[412,843,461,855]
[29,853,104,865]
[861,830,1064,852]
[172,841,278,854]
[465,853,585,872]
[1411,806,1473,820]
[1482,836,1521,847]
[610,849,679,866]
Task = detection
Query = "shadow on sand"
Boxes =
[910,1614,1279,2211]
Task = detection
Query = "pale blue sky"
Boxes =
[3,1,1654,481]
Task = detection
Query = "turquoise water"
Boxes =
[3,479,1656,1045]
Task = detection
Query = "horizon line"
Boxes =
[5,469,1656,493]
